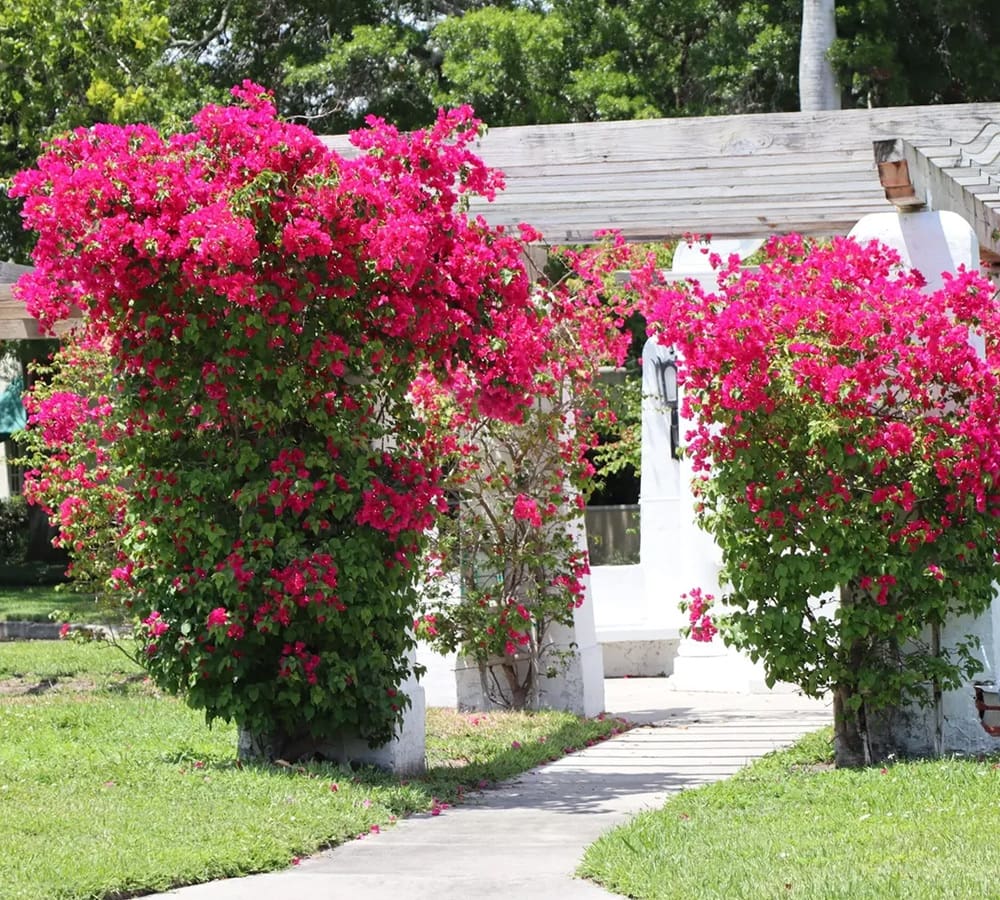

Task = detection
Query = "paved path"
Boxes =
[149,680,830,900]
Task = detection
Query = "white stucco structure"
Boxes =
[453,515,605,717]
[336,647,427,774]
[592,239,774,689]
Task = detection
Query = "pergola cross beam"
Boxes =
[875,134,1000,262]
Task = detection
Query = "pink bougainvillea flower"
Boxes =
[11,84,611,757]
[206,608,229,628]
[511,494,543,527]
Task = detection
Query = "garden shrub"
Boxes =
[637,235,1000,765]
[13,85,553,758]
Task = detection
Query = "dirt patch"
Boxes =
[0,673,151,697]
[791,762,836,774]
[0,676,98,696]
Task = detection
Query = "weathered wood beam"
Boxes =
[0,279,79,338]
[325,103,1000,244]
[0,269,43,338]
[322,102,1000,167]
[874,137,1000,262]
[873,141,926,209]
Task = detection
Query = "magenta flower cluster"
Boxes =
[15,84,560,747]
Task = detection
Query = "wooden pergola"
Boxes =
[4,102,1000,338]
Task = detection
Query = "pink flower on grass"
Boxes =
[59,622,71,638]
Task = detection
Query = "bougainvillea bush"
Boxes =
[12,84,554,759]
[414,238,633,709]
[635,235,1000,766]
[19,337,125,603]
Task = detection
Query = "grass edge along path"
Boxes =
[580,728,1000,900]
[0,640,630,900]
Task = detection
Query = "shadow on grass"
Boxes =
[104,673,152,694]
[156,714,631,813]
[24,677,59,695]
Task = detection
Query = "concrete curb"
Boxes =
[0,620,131,641]
[0,620,64,640]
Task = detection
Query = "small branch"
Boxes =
[286,104,349,123]
[169,4,232,56]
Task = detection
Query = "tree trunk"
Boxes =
[799,0,840,111]
[498,659,532,709]
[237,725,324,763]
[832,683,870,768]
[834,581,872,767]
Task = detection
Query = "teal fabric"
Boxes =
[0,375,26,438]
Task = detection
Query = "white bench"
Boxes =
[590,564,683,677]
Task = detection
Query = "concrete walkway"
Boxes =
[148,679,829,900]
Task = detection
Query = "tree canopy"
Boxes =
[2,0,997,261]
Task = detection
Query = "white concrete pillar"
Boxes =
[654,239,772,692]
[334,645,427,774]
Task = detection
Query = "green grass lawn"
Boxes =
[580,728,1000,900]
[0,640,627,900]
[0,584,125,625]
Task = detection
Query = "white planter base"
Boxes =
[455,642,605,717]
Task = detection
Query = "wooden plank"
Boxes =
[491,163,878,197]
[489,147,879,180]
[472,106,1000,167]
[0,319,41,340]
[964,184,1000,199]
[320,104,1000,168]
[0,290,78,338]
[0,262,31,285]
[471,194,891,222]
[473,180,884,207]
[940,169,1000,185]
[495,210,892,245]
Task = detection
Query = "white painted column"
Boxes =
[535,514,606,717]
[653,240,773,692]
[639,334,686,635]
[336,645,427,774]
[453,392,605,715]
[0,441,11,501]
